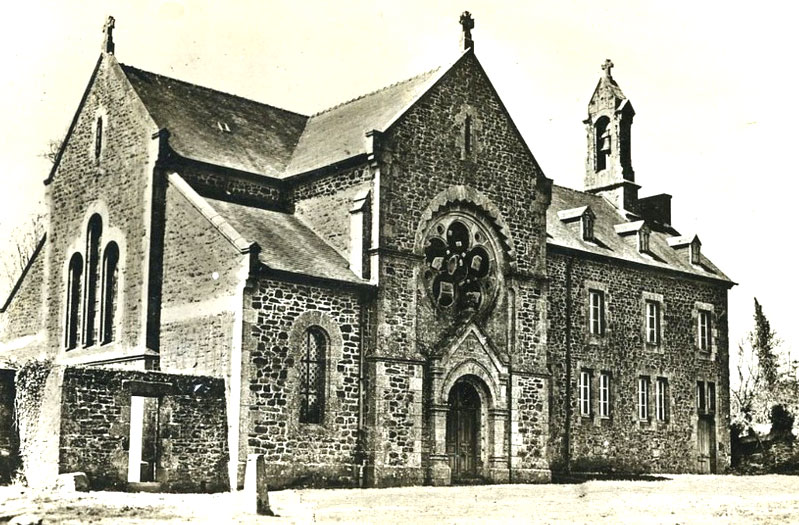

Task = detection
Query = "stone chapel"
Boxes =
[0,14,733,491]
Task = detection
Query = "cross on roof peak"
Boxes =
[102,15,116,54]
[460,11,474,51]
[602,59,614,78]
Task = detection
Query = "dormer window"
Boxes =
[638,228,650,254]
[667,234,702,265]
[690,239,701,265]
[558,206,596,243]
[614,220,650,254]
[582,211,595,242]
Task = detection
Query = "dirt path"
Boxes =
[2,475,799,524]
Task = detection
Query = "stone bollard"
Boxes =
[244,454,273,516]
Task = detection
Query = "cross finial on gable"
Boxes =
[460,11,475,50]
[102,16,116,55]
[602,59,614,78]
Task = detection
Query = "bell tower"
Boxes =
[583,59,638,211]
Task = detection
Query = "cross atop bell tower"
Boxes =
[460,11,474,51]
[102,16,116,55]
[601,59,614,79]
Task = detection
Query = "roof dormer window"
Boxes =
[614,220,651,254]
[558,206,596,243]
[690,238,701,265]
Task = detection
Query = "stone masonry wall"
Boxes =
[59,366,228,492]
[43,55,158,358]
[291,164,373,258]
[0,240,46,359]
[159,181,245,377]
[546,250,731,474]
[176,162,285,210]
[244,277,364,488]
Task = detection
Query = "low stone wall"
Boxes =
[59,366,229,492]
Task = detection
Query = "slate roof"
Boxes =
[121,65,308,177]
[205,198,365,284]
[122,57,453,178]
[283,67,444,176]
[547,185,732,284]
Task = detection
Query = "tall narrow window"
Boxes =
[582,212,595,242]
[595,117,610,171]
[638,229,651,254]
[599,372,611,418]
[579,370,591,416]
[95,117,103,160]
[646,301,660,344]
[83,215,102,346]
[707,382,716,414]
[464,115,472,155]
[655,377,668,422]
[300,327,326,424]
[696,381,706,413]
[65,253,83,349]
[589,290,605,335]
[698,311,711,351]
[637,376,650,420]
[101,242,119,344]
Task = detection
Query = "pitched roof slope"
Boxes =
[121,64,308,176]
[206,198,366,284]
[547,185,732,283]
[283,67,443,177]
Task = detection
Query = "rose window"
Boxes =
[422,215,498,315]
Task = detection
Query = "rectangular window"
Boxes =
[638,376,650,420]
[589,290,605,335]
[599,372,611,418]
[646,301,660,344]
[707,382,716,414]
[579,370,591,416]
[698,311,711,351]
[697,381,706,413]
[655,377,668,422]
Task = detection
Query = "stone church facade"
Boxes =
[0,15,733,491]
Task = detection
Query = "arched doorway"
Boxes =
[446,380,481,481]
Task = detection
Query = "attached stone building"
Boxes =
[0,15,733,490]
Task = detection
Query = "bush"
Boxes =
[770,404,795,439]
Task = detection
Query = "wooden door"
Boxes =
[446,382,480,480]
[697,416,716,474]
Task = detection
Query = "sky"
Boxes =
[1,0,797,369]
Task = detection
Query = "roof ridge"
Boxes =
[119,63,309,119]
[310,66,442,117]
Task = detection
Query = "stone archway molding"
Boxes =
[415,185,517,271]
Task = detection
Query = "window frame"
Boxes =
[579,370,592,417]
[588,289,605,336]
[698,310,712,352]
[599,372,611,418]
[645,300,660,345]
[299,327,327,425]
[655,377,668,422]
[637,376,650,421]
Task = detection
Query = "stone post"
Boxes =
[244,454,273,516]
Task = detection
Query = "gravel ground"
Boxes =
[1,474,799,524]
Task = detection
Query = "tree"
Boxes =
[753,298,780,389]
[731,298,784,430]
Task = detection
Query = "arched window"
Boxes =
[100,241,119,344]
[595,117,611,171]
[65,253,83,349]
[83,215,102,346]
[300,327,326,424]
[95,117,103,160]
